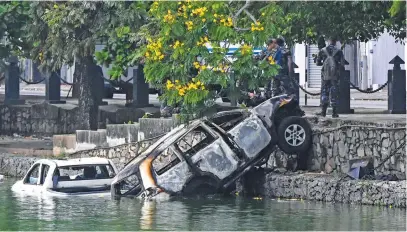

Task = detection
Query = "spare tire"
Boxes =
[277,116,312,154]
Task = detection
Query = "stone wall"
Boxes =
[0,153,38,177]
[0,103,160,136]
[69,135,162,171]
[263,173,406,208]
[268,117,406,179]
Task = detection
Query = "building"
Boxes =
[294,31,405,90]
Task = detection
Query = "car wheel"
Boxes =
[182,177,219,196]
[277,116,312,154]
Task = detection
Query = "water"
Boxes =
[0,179,405,231]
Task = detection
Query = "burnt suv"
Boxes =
[111,94,312,199]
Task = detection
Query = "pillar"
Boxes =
[387,55,406,114]
[336,59,354,114]
[4,56,25,105]
[126,64,152,108]
[45,71,66,104]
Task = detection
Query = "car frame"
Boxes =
[111,94,311,199]
[12,157,119,197]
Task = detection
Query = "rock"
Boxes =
[382,138,390,148]
[357,146,365,157]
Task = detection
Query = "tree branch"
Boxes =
[244,9,257,23]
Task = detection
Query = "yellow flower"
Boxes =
[193,62,200,69]
[53,4,58,9]
[268,56,275,65]
[166,80,174,90]
[192,78,196,82]
[214,14,218,18]
[261,13,265,16]
[213,19,217,23]
[200,65,207,70]
[175,80,180,83]
[201,85,205,90]
[178,88,186,96]
[178,1,182,4]
[196,81,201,86]
[202,18,206,22]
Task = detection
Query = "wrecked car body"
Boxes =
[111,94,312,200]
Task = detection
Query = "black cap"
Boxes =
[276,36,285,47]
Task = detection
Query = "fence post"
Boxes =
[336,59,354,114]
[45,70,66,104]
[387,55,406,114]
[291,61,300,101]
[127,64,152,108]
[4,56,25,105]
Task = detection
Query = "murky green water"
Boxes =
[0,178,405,231]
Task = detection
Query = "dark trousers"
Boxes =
[320,80,339,107]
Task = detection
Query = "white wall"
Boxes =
[366,32,405,87]
[294,43,306,86]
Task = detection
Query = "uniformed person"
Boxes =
[315,37,344,118]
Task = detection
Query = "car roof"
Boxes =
[37,157,111,167]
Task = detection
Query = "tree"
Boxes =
[97,0,281,116]
[277,1,406,45]
[28,1,147,130]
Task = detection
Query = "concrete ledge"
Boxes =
[106,123,139,147]
[138,118,174,140]
[264,173,406,208]
[53,134,76,155]
[76,129,107,151]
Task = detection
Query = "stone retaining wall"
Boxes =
[268,117,406,179]
[0,154,38,177]
[263,173,406,208]
[0,103,160,136]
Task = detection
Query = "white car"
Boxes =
[12,157,118,197]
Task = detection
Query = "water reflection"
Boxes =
[1,179,406,231]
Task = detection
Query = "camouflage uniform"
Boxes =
[316,44,344,117]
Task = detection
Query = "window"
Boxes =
[175,126,215,157]
[24,164,40,185]
[152,145,181,175]
[55,164,116,181]
[40,164,50,185]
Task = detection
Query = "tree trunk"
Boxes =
[75,56,102,130]
[72,62,80,98]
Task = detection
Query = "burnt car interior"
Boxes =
[152,145,181,176]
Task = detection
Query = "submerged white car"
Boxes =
[12,157,118,197]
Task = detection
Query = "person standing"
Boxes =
[256,38,282,98]
[275,37,296,97]
[315,37,344,118]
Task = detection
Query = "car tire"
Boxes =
[277,116,312,154]
[182,177,219,196]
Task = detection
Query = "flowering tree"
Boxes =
[97,0,282,114]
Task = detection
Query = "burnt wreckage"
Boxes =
[111,94,312,199]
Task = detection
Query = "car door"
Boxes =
[227,115,271,159]
[21,163,43,194]
[175,124,240,180]
[151,144,194,193]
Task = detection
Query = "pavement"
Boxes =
[0,83,393,101]
[0,83,405,155]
